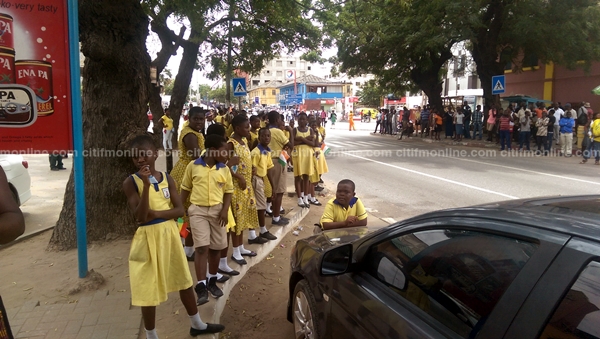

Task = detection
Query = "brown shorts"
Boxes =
[188,204,227,250]
[268,159,287,194]
[252,175,267,210]
[487,123,495,131]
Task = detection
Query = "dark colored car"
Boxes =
[287,195,600,339]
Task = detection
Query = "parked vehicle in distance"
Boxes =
[0,154,32,206]
[288,195,600,339]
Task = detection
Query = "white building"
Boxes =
[248,56,330,89]
[442,42,484,109]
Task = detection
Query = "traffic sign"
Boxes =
[232,78,247,97]
[492,75,505,95]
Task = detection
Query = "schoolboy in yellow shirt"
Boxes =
[320,179,368,231]
[250,128,278,243]
[249,115,260,150]
[267,111,293,226]
[180,134,234,306]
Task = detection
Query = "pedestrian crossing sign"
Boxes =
[492,75,505,95]
[232,78,247,97]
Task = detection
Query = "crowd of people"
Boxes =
[131,106,367,338]
[373,101,599,160]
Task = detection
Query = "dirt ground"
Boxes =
[218,204,325,339]
[0,230,133,312]
[0,187,331,339]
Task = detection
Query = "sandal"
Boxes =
[580,160,588,164]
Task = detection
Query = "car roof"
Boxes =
[402,195,600,242]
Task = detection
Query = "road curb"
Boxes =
[203,205,310,338]
[0,226,54,250]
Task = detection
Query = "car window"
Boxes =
[540,261,600,339]
[366,229,538,338]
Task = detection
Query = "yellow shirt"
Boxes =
[260,121,267,128]
[181,156,234,206]
[268,127,289,158]
[249,130,258,148]
[251,145,274,177]
[318,126,326,139]
[215,115,229,127]
[226,124,234,138]
[591,119,600,142]
[130,171,172,213]
[320,197,367,225]
[160,115,173,130]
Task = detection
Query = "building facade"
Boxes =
[247,80,282,106]
[278,75,349,112]
[248,56,330,89]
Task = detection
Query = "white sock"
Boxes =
[189,313,207,330]
[300,192,305,198]
[216,272,223,279]
[280,206,284,212]
[307,194,312,200]
[184,246,194,257]
[233,246,243,260]
[219,257,234,272]
[259,226,268,234]
[248,229,257,240]
[266,202,272,212]
[207,272,217,280]
[311,196,318,202]
[298,197,304,205]
[273,215,280,222]
[240,245,251,254]
[197,280,206,286]
[303,196,309,205]
[145,328,158,339]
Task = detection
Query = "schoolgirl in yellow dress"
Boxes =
[227,115,264,267]
[170,107,205,259]
[309,119,327,206]
[292,112,315,208]
[123,135,223,339]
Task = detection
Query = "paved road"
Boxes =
[322,121,600,223]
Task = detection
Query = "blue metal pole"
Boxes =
[67,0,88,278]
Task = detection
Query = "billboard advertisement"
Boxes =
[0,0,72,153]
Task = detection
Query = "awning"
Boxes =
[592,85,600,95]
[501,95,552,105]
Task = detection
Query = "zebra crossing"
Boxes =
[325,138,409,150]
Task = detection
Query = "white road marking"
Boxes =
[445,156,600,186]
[343,152,519,199]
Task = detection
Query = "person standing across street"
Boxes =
[454,108,465,142]
[536,111,550,154]
[559,110,575,157]
[348,111,356,131]
[462,103,472,139]
[519,109,532,151]
[581,112,600,165]
[374,110,382,134]
[551,102,564,145]
[499,108,513,151]
[546,109,556,153]
[472,105,483,140]
[486,105,497,142]
[576,102,589,151]
[160,109,174,151]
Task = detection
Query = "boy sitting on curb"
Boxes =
[316,179,368,232]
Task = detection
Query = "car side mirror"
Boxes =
[320,244,352,276]
[377,256,407,290]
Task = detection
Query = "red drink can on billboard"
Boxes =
[15,60,53,116]
[0,14,13,50]
[0,47,14,83]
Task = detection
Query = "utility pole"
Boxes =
[225,1,234,109]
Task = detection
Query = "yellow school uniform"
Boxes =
[320,197,368,225]
[311,133,328,183]
[128,172,193,307]
[318,126,326,140]
[268,127,289,157]
[249,130,258,149]
[181,157,234,206]
[251,145,274,199]
[226,124,234,138]
[160,115,173,130]
[260,120,267,128]
[292,127,314,177]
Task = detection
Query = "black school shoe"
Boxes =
[260,231,277,240]
[217,275,229,283]
[207,277,223,298]
[248,236,268,244]
[271,216,290,226]
[190,323,225,336]
[194,282,209,305]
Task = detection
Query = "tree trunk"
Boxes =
[410,50,452,113]
[49,0,151,250]
[168,30,201,137]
